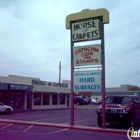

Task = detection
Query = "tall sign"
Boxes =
[66,8,109,128]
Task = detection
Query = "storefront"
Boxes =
[0,83,33,110]
[0,75,70,111]
[32,84,70,110]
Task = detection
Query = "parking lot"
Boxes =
[0,105,97,127]
[0,122,128,140]
[0,105,137,140]
[0,104,140,130]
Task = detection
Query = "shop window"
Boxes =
[52,94,57,105]
[43,94,50,105]
[60,94,65,105]
[34,93,41,105]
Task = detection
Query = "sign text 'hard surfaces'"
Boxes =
[74,70,101,92]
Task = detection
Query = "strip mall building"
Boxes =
[0,75,140,111]
[0,75,70,111]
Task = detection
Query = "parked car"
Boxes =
[0,102,13,114]
[95,95,140,128]
[82,96,91,104]
[74,96,88,105]
[91,98,101,104]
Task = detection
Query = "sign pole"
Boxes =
[66,8,109,128]
[70,22,74,126]
[101,18,106,129]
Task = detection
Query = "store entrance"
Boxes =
[16,93,22,110]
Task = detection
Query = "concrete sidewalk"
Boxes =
[0,119,127,135]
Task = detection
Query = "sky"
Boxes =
[0,0,140,87]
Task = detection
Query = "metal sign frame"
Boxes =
[66,8,109,128]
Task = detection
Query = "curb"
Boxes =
[13,108,71,113]
[0,119,127,135]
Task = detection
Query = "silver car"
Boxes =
[0,102,13,114]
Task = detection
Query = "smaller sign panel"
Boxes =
[73,44,101,66]
[72,19,100,42]
[10,84,28,90]
[74,70,101,92]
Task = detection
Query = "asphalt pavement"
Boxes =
[0,122,128,140]
[0,104,139,139]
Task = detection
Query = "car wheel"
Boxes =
[5,109,11,115]
[97,116,102,127]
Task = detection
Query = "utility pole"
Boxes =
[59,61,61,83]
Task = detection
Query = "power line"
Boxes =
[106,54,140,63]
[61,54,140,68]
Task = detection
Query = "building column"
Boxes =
[41,93,43,105]
[50,93,52,106]
[32,92,34,109]
[24,92,27,110]
[57,94,60,105]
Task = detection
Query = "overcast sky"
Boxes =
[0,0,140,87]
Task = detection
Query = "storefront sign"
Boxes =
[73,44,101,66]
[74,70,101,92]
[72,19,100,42]
[32,80,46,86]
[10,84,28,90]
[32,80,68,88]
[47,82,68,88]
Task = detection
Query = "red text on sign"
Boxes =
[76,59,99,65]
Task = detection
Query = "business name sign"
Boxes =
[31,80,68,88]
[73,44,101,66]
[47,82,68,88]
[10,84,28,90]
[72,19,100,42]
[74,70,101,92]
[32,79,46,86]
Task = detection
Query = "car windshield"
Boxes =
[105,96,133,104]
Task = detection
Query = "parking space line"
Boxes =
[23,125,33,132]
[5,129,45,135]
[0,123,13,130]
[44,129,68,135]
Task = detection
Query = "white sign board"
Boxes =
[72,19,100,42]
[73,44,101,66]
[74,70,101,92]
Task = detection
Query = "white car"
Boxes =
[0,102,13,114]
[91,98,101,104]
